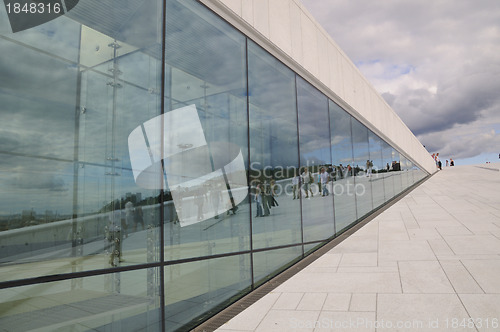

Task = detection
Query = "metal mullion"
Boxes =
[326,101,337,236]
[159,0,167,330]
[349,116,358,221]
[244,38,255,290]
[294,76,304,258]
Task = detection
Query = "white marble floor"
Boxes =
[215,163,500,332]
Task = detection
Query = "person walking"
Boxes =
[262,181,271,216]
[366,160,373,177]
[134,206,144,231]
[124,201,134,237]
[292,173,299,200]
[254,184,263,217]
[270,179,279,207]
[320,167,329,196]
[108,202,124,266]
[301,167,314,198]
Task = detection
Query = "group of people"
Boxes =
[432,153,454,170]
[291,166,332,200]
[256,166,333,214]
[191,183,239,222]
[254,180,279,217]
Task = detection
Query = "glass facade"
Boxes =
[0,0,429,330]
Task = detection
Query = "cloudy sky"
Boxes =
[301,0,500,165]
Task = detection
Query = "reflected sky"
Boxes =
[297,77,331,166]
[248,41,299,173]
[330,100,354,167]
[0,1,162,216]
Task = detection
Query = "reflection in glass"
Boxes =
[0,0,163,275]
[392,149,403,194]
[412,163,424,183]
[248,41,301,250]
[406,158,415,185]
[253,246,302,286]
[351,118,373,219]
[329,101,357,233]
[164,255,251,331]
[296,77,334,242]
[0,269,162,331]
[382,141,395,201]
[400,155,409,190]
[368,131,385,209]
[163,0,250,260]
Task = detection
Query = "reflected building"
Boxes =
[0,0,435,331]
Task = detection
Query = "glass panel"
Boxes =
[381,141,395,201]
[368,131,385,209]
[0,1,163,278]
[400,155,409,190]
[406,159,415,186]
[248,41,302,249]
[165,255,252,331]
[304,242,324,256]
[253,246,303,286]
[0,269,162,331]
[296,77,334,242]
[414,164,426,182]
[163,0,250,260]
[422,167,428,181]
[329,101,357,233]
[351,118,373,219]
[392,149,403,194]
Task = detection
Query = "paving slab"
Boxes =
[215,164,500,331]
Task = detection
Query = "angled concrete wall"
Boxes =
[201,0,436,174]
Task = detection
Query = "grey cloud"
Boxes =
[419,127,500,160]
[302,0,500,161]
[7,174,68,192]
[392,69,500,136]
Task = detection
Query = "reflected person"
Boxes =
[134,206,144,231]
[107,202,124,266]
[124,201,134,236]
[301,167,314,198]
[292,173,299,199]
[320,167,329,196]
[262,181,271,216]
[254,184,263,217]
[270,179,279,207]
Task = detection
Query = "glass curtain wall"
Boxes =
[247,41,303,283]
[400,155,409,189]
[296,77,335,243]
[329,101,357,233]
[351,118,373,219]
[0,0,430,330]
[0,0,164,330]
[162,1,251,329]
[392,149,403,195]
[368,131,385,208]
[382,141,396,202]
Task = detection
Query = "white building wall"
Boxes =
[201,0,436,174]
